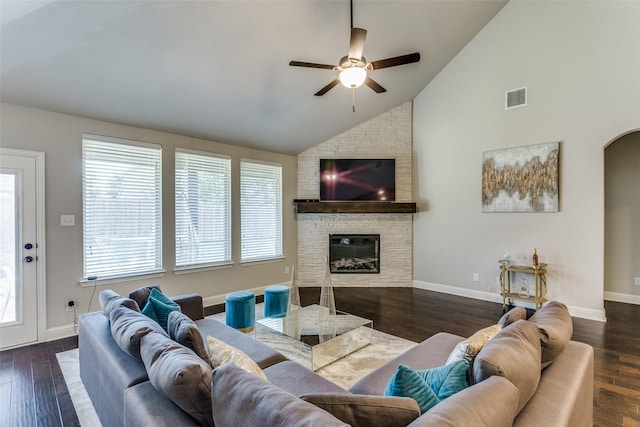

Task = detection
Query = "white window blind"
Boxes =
[82,136,162,279]
[175,150,231,268]
[240,160,282,262]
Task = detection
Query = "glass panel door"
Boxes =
[0,172,18,324]
[0,150,40,349]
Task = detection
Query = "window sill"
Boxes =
[173,262,235,275]
[78,270,166,287]
[240,256,285,267]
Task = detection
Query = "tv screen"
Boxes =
[320,159,395,201]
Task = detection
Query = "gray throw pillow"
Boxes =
[99,289,140,317]
[128,285,162,310]
[528,301,573,368]
[167,311,209,362]
[472,319,541,412]
[140,332,213,427]
[301,393,419,426]
[210,363,348,427]
[109,305,167,359]
[498,306,527,328]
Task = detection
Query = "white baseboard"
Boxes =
[47,324,77,341]
[413,280,504,304]
[42,281,609,345]
[604,291,640,305]
[413,280,606,322]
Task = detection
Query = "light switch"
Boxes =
[61,215,75,226]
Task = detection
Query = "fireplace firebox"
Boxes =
[329,234,380,274]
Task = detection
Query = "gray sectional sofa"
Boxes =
[79,290,594,426]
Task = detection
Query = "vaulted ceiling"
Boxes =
[1,0,507,154]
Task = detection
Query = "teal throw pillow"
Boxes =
[141,288,181,331]
[384,364,440,414]
[416,359,470,400]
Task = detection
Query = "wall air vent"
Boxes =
[505,87,527,109]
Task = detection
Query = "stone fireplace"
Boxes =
[329,234,380,274]
[296,102,413,288]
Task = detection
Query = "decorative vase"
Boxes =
[518,279,529,298]
[287,265,300,314]
[319,256,336,315]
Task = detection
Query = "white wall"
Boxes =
[0,103,297,339]
[297,102,414,288]
[412,0,640,320]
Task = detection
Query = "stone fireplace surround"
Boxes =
[296,102,414,288]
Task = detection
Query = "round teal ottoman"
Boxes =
[264,285,290,318]
[225,291,255,332]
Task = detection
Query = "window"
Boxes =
[240,160,282,262]
[175,149,231,268]
[82,135,162,280]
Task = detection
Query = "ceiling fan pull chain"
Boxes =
[352,88,356,113]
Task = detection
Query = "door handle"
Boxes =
[24,256,34,263]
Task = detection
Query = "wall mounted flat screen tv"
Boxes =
[320,159,395,201]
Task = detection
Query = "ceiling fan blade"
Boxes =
[348,28,367,61]
[314,79,340,96]
[369,52,420,70]
[289,61,335,70]
[365,76,386,93]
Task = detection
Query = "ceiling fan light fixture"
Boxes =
[339,66,367,88]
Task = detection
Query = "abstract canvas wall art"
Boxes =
[482,142,559,213]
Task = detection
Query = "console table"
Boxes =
[498,260,548,311]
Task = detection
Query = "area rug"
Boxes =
[57,308,416,426]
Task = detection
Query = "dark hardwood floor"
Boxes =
[0,334,79,427]
[1,288,639,426]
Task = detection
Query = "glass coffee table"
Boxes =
[256,304,373,371]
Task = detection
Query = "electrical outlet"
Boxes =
[635,277,640,286]
[473,273,479,282]
[65,299,75,312]
[285,266,290,274]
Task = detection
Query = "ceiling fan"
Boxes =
[289,0,420,99]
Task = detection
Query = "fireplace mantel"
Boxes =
[294,201,417,214]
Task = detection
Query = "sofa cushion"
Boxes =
[410,376,520,427]
[210,363,349,427]
[349,332,464,396]
[446,324,502,365]
[141,288,181,331]
[206,336,267,380]
[301,393,420,426]
[99,289,140,317]
[196,318,287,369]
[472,319,541,412]
[140,332,213,427]
[498,306,528,328]
[129,285,161,310]
[264,361,349,396]
[416,359,470,400]
[124,381,202,427]
[167,311,209,362]
[109,305,168,359]
[527,301,573,368]
[384,364,441,413]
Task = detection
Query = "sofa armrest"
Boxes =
[172,294,204,320]
[513,341,594,427]
[409,376,519,427]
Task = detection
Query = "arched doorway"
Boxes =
[604,130,640,304]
